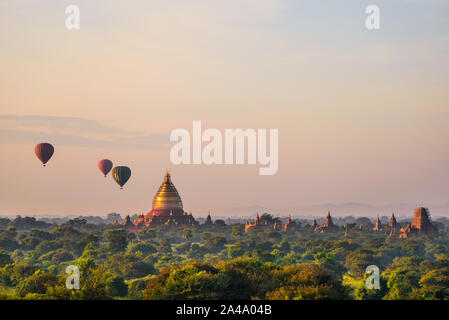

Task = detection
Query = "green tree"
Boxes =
[228,245,244,259]
[17,272,59,297]
[106,253,155,279]
[63,218,87,230]
[11,249,24,262]
[128,232,137,243]
[204,236,226,253]
[0,236,19,251]
[128,242,157,255]
[6,226,17,239]
[138,229,156,241]
[232,225,243,238]
[419,254,449,299]
[0,251,12,267]
[77,257,96,277]
[158,239,172,253]
[104,229,128,252]
[182,228,192,241]
[314,252,346,277]
[266,264,350,300]
[128,279,147,299]
[105,275,128,297]
[74,267,110,300]
[345,249,378,279]
[186,244,203,260]
[34,240,62,255]
[385,269,421,299]
[354,273,388,300]
[278,238,291,253]
[201,232,211,242]
[144,258,272,300]
[259,213,280,225]
[175,242,191,254]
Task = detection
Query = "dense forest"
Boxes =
[0,214,448,300]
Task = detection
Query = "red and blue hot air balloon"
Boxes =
[98,159,113,177]
[34,143,54,167]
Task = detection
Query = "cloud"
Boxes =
[0,115,169,150]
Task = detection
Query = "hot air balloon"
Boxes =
[112,166,131,189]
[98,159,113,177]
[35,143,54,167]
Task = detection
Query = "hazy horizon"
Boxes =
[1,1,449,216]
[1,201,449,219]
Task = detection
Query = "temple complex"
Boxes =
[122,171,198,231]
[245,213,269,232]
[399,207,438,238]
[245,214,298,232]
[282,215,298,231]
[314,212,338,233]
[117,177,438,239]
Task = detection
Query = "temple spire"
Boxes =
[164,170,171,182]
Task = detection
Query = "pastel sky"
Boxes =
[1,0,448,216]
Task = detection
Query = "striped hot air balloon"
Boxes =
[35,143,54,167]
[112,166,131,189]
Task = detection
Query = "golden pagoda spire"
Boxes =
[151,171,183,216]
[164,170,170,181]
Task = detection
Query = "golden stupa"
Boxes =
[147,171,184,217]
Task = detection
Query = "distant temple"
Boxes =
[122,214,134,229]
[388,213,399,236]
[204,212,214,227]
[373,215,383,232]
[399,207,438,238]
[314,212,338,233]
[134,212,146,229]
[122,171,198,231]
[373,213,400,234]
[245,213,268,232]
[245,214,297,232]
[282,215,297,231]
[389,213,399,229]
